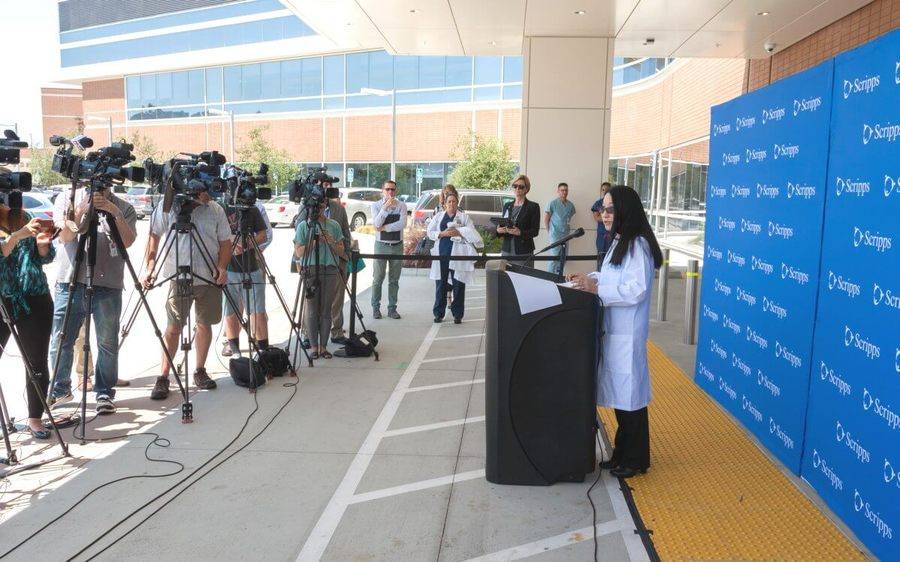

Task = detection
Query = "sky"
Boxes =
[0,0,62,148]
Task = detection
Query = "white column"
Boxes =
[520,36,614,271]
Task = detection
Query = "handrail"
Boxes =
[658,238,703,260]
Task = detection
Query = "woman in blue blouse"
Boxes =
[0,215,56,439]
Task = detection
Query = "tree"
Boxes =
[127,129,164,163]
[26,147,68,187]
[448,131,517,190]
[236,126,300,193]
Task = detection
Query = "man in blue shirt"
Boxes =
[590,182,613,270]
[543,182,576,275]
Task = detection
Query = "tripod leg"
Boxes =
[0,388,17,465]
[47,230,89,403]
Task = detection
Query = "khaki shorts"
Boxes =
[166,282,223,327]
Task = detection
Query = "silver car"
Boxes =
[340,188,383,231]
[20,192,55,221]
[263,195,301,228]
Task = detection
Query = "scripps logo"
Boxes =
[756,183,780,198]
[884,458,900,490]
[852,226,893,252]
[762,106,786,124]
[763,297,788,320]
[773,143,800,160]
[884,174,900,198]
[745,147,767,163]
[862,122,900,145]
[722,314,741,336]
[897,62,900,85]
[827,270,861,299]
[735,115,756,130]
[774,340,802,369]
[741,219,762,235]
[742,395,763,422]
[719,377,737,401]
[820,361,851,396]
[735,286,757,307]
[714,278,732,297]
[722,152,741,166]
[757,369,781,397]
[707,245,723,261]
[780,262,810,285]
[746,326,769,350]
[842,74,881,99]
[710,185,727,198]
[786,182,816,199]
[710,339,727,360]
[844,325,881,360]
[853,489,894,540]
[727,250,746,267]
[732,352,751,379]
[718,217,735,231]
[793,95,823,115]
[751,256,773,275]
[769,417,795,449]
[697,362,714,382]
[768,221,794,239]
[702,305,719,322]
[835,421,870,464]
[863,388,900,431]
[872,282,900,310]
[835,176,870,197]
[731,184,750,198]
[811,449,844,491]
[712,122,732,136]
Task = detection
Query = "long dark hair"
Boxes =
[607,186,663,268]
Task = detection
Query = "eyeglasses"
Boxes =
[512,183,527,190]
[384,188,396,192]
[600,206,615,215]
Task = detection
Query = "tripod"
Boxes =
[47,183,189,436]
[0,295,70,476]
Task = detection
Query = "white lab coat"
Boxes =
[588,237,654,411]
[426,211,484,285]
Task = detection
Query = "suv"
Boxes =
[340,188,383,231]
[412,189,513,230]
[123,186,160,219]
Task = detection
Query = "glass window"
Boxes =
[156,73,172,106]
[261,62,281,98]
[346,52,369,94]
[323,55,344,95]
[502,85,522,100]
[188,70,204,104]
[242,64,261,100]
[474,86,501,101]
[345,164,368,188]
[140,74,157,106]
[301,57,322,96]
[206,68,223,102]
[503,56,523,82]
[445,56,471,87]
[368,51,393,90]
[474,56,502,85]
[172,72,190,106]
[368,163,391,188]
[394,56,418,90]
[324,96,345,109]
[461,195,496,213]
[419,56,445,88]
[281,59,301,97]
[324,163,344,186]
[224,66,241,101]
[126,76,140,106]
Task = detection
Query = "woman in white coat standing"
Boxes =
[427,193,484,323]
[568,186,663,478]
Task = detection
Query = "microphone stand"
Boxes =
[530,227,585,276]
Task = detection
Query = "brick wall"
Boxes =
[746,0,900,91]
[41,87,84,143]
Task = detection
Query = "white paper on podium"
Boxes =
[506,271,563,315]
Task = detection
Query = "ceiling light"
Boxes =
[757,11,769,16]
[643,37,655,46]
[489,40,497,46]
[409,8,418,14]
[574,10,586,15]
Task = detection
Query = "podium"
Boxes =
[485,261,599,485]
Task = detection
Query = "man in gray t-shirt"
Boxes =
[48,186,137,415]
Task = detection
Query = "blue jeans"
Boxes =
[49,283,122,399]
[546,243,569,276]
[433,261,465,320]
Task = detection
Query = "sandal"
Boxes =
[29,426,50,440]
[320,351,333,359]
[310,351,320,360]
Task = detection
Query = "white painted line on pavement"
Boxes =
[406,379,485,393]
[603,472,651,562]
[296,322,441,562]
[434,333,483,341]
[463,519,629,562]
[348,469,485,505]
[422,353,485,364]
[381,416,486,438]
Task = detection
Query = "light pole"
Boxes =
[85,115,113,144]
[208,108,235,162]
[360,87,396,180]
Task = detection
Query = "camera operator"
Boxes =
[47,185,137,414]
[293,196,345,359]
[221,202,269,357]
[0,209,55,439]
[143,187,231,400]
[371,180,406,320]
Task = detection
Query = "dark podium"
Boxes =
[485,261,599,485]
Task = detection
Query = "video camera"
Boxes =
[50,135,145,185]
[0,130,31,193]
[222,162,271,208]
[144,151,227,214]
[286,166,340,206]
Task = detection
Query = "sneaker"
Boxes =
[434,317,443,323]
[96,394,116,415]
[150,377,170,400]
[388,310,402,320]
[453,317,462,324]
[48,389,73,407]
[193,368,217,390]
[372,309,382,319]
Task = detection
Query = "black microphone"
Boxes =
[532,227,586,257]
[49,135,67,146]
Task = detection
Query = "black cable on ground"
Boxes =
[587,431,605,562]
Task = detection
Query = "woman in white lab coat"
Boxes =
[568,186,663,478]
[427,193,484,323]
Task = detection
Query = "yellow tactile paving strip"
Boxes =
[598,341,867,561]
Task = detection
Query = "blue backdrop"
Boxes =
[696,61,833,473]
[801,29,899,561]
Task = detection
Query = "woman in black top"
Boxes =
[497,174,541,268]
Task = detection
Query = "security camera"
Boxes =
[764,42,776,53]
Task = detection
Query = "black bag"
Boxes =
[229,357,267,388]
[258,347,291,377]
[334,330,379,358]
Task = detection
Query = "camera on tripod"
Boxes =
[286,166,340,220]
[50,135,145,185]
[0,130,33,233]
[145,151,227,214]
[222,162,271,209]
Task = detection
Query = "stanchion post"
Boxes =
[683,259,699,345]
[349,249,359,338]
[657,248,670,321]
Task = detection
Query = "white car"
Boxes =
[263,195,300,228]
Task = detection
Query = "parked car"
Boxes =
[20,192,55,221]
[340,188,383,231]
[397,194,417,214]
[122,186,160,220]
[412,189,513,230]
[263,195,301,228]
